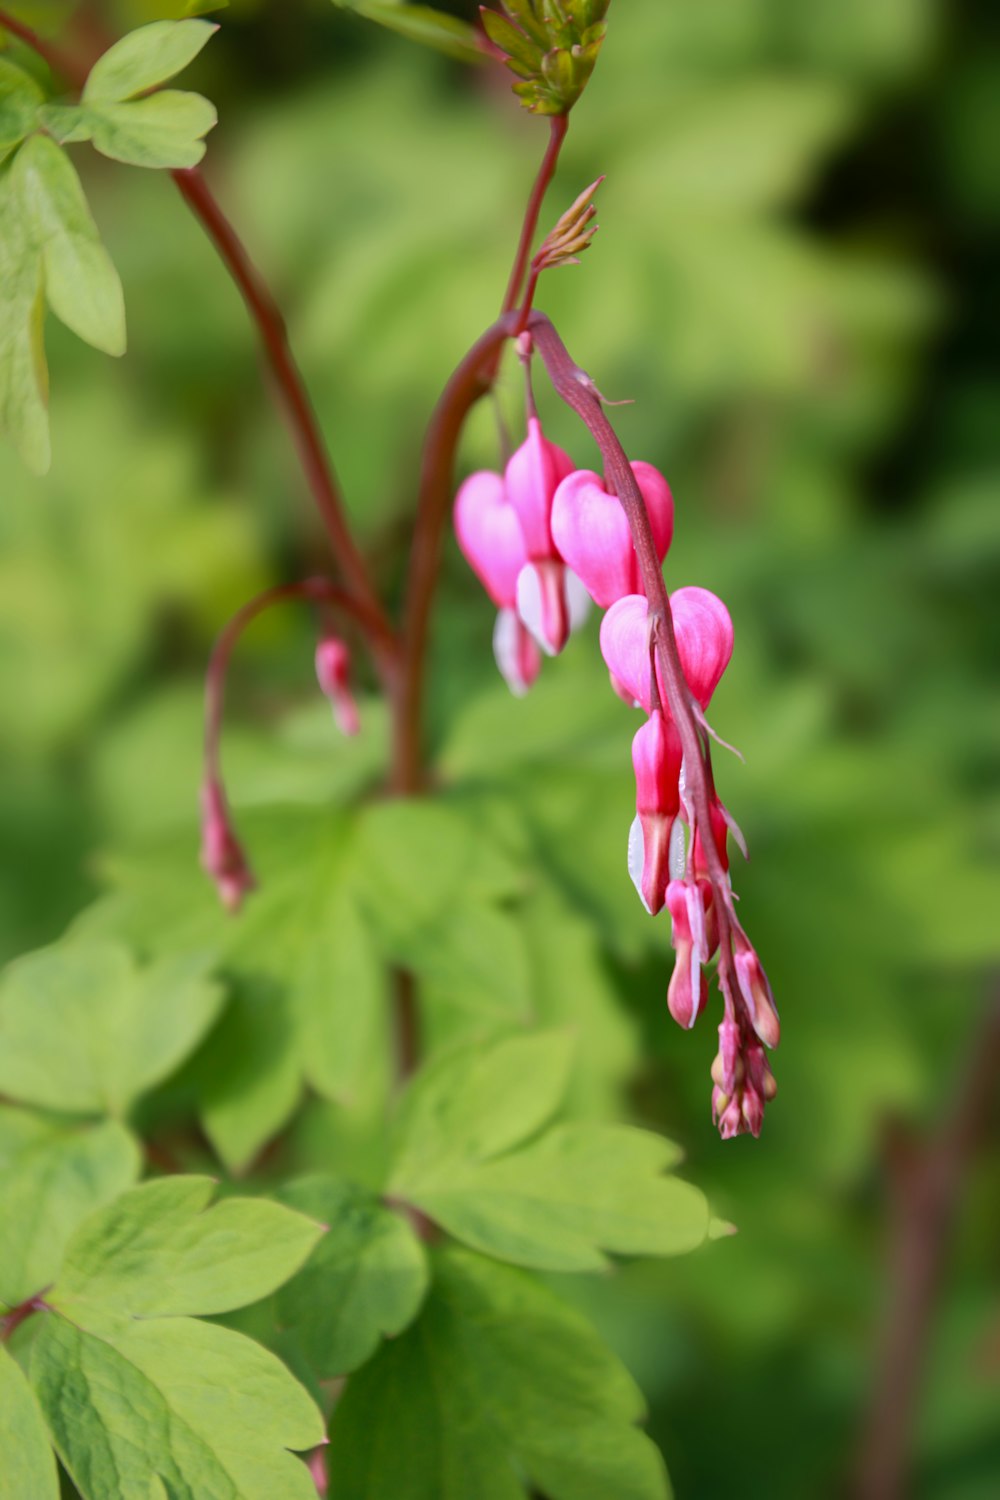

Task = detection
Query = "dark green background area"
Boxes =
[1,1,997,1496]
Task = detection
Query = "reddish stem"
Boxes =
[0,9,75,75]
[500,114,569,316]
[204,576,384,781]
[392,312,519,792]
[171,169,395,665]
[0,1295,49,1344]
[856,995,1000,1500]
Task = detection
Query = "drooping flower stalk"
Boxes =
[528,310,779,1136]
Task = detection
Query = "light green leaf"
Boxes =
[0,56,44,165]
[334,1,483,64]
[0,941,225,1117]
[404,1123,709,1272]
[53,1176,324,1319]
[292,883,387,1102]
[276,1176,429,1378]
[0,1112,140,1310]
[12,134,126,355]
[0,159,49,472]
[34,102,94,144]
[84,90,218,169]
[31,1313,323,1500]
[0,1346,59,1500]
[389,1029,577,1189]
[326,1247,670,1500]
[83,20,218,105]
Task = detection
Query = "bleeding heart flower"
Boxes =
[599,587,733,714]
[454,468,527,609]
[550,461,674,607]
[504,415,575,560]
[627,711,683,914]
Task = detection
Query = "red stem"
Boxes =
[204,576,384,781]
[392,312,519,792]
[0,1295,49,1344]
[0,9,74,74]
[170,168,395,664]
[500,114,569,316]
[856,994,1000,1500]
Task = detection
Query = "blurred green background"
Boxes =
[2,0,998,1495]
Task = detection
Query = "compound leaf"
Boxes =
[326,1247,670,1500]
[276,1175,429,1378]
[52,1175,325,1319]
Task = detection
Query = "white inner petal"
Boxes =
[627,814,652,913]
[516,564,557,656]
[668,817,688,882]
[492,608,530,697]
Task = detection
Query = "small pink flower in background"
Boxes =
[628,711,682,915]
[200,777,255,913]
[599,586,733,715]
[315,636,361,737]
[550,461,673,607]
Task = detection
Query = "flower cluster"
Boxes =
[454,400,778,1138]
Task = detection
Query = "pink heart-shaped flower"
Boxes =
[454,469,527,609]
[505,416,576,560]
[599,587,734,712]
[550,461,674,607]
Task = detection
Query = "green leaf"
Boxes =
[83,20,218,104]
[401,1123,709,1272]
[31,1313,323,1500]
[12,135,126,356]
[276,1176,429,1377]
[389,1029,576,1188]
[0,158,49,473]
[334,1,483,65]
[0,942,225,1117]
[84,90,218,169]
[0,1346,59,1500]
[326,1247,670,1500]
[0,56,44,166]
[0,1112,140,1310]
[52,1176,324,1319]
[354,797,530,1016]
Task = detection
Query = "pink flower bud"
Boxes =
[492,607,542,697]
[741,1086,765,1138]
[667,941,708,1031]
[200,778,254,913]
[504,416,575,561]
[315,637,360,737]
[717,1093,746,1140]
[550,461,674,607]
[454,468,528,608]
[599,587,734,714]
[734,941,780,1049]
[627,813,672,916]
[717,1017,742,1096]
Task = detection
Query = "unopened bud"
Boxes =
[734,944,780,1049]
[315,637,360,737]
[200,778,255,913]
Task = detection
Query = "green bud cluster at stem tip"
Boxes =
[481,0,610,115]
